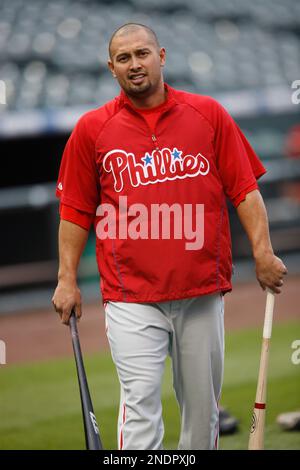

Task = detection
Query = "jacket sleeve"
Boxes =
[212,100,266,206]
[59,202,94,231]
[56,115,100,214]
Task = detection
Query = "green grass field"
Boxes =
[0,321,299,450]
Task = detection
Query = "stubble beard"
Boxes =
[125,79,152,98]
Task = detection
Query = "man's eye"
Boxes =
[118,57,128,62]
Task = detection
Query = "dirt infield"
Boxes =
[0,276,299,365]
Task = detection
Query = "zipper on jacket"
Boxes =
[125,103,168,151]
[151,134,159,150]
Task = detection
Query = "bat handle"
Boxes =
[69,310,78,332]
[263,290,275,339]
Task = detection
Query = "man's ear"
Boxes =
[159,48,166,67]
[108,60,117,78]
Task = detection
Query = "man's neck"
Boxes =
[126,82,167,110]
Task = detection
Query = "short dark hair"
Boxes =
[109,23,160,59]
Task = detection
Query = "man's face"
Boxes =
[108,29,166,98]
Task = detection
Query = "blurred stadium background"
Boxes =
[0,0,299,450]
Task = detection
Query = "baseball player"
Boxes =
[52,23,287,450]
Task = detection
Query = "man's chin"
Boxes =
[126,82,152,96]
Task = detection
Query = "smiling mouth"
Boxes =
[129,74,146,84]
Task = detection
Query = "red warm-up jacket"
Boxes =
[56,84,266,303]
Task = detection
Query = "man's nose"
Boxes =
[129,56,142,70]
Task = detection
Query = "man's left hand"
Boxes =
[255,252,288,294]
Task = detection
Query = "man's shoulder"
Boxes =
[79,96,121,128]
[73,95,121,140]
[171,86,228,127]
[172,87,220,109]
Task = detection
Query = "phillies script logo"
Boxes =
[103,147,210,192]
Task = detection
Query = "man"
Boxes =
[52,23,287,450]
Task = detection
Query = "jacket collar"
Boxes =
[118,83,178,113]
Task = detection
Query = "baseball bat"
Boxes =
[69,310,103,450]
[248,290,275,450]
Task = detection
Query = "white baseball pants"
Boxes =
[104,293,224,450]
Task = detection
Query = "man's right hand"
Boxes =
[52,280,82,325]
